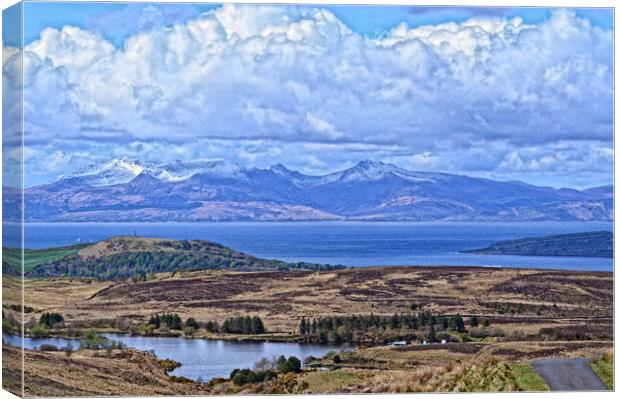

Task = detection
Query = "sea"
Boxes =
[3,221,613,272]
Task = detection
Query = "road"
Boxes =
[531,358,608,391]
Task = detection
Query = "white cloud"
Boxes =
[3,5,613,187]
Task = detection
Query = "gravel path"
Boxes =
[531,358,608,391]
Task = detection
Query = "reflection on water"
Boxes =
[2,333,343,381]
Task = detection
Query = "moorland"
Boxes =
[2,236,614,395]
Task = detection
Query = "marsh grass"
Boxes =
[362,357,548,392]
[591,350,613,390]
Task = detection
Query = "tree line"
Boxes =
[298,311,488,344]
[146,313,266,334]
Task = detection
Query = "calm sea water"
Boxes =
[2,333,342,381]
[2,221,614,271]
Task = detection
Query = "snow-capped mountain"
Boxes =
[16,159,613,222]
[156,159,245,181]
[57,157,158,187]
[56,158,245,186]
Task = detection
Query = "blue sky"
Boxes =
[6,2,613,47]
[2,2,614,188]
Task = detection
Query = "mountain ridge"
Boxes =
[8,158,613,222]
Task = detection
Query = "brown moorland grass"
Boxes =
[2,345,208,397]
[11,266,612,335]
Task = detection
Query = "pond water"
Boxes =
[2,333,343,382]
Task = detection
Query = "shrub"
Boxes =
[80,329,108,349]
[139,324,155,336]
[231,368,277,386]
[39,344,59,351]
[158,358,182,373]
[30,324,50,338]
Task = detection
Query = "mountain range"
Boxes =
[5,158,613,222]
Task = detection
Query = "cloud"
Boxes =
[3,5,613,187]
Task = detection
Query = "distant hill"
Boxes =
[463,231,613,258]
[26,237,342,280]
[2,244,89,274]
[7,158,613,222]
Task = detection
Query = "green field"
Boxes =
[2,245,89,273]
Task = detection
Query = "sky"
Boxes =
[2,2,614,188]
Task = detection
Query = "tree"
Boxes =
[450,315,465,333]
[286,356,302,373]
[482,319,491,327]
[185,317,200,330]
[251,316,265,334]
[428,325,437,343]
[276,356,289,373]
[299,317,308,335]
[469,315,480,327]
[39,312,64,328]
[205,320,220,333]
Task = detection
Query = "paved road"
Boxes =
[531,358,608,391]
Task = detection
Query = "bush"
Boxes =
[31,324,50,338]
[80,329,108,349]
[139,323,155,336]
[39,344,59,351]
[231,368,277,386]
[158,358,182,373]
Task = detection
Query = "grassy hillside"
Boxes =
[26,237,342,280]
[463,231,612,258]
[2,345,207,397]
[2,245,89,274]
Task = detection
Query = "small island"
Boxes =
[463,231,613,258]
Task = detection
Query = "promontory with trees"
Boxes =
[23,237,345,280]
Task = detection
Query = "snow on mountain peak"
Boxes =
[157,159,244,181]
[336,159,400,181]
[56,157,157,187]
